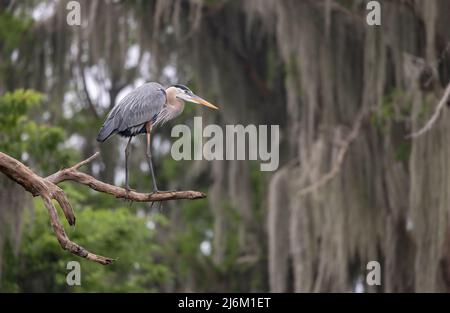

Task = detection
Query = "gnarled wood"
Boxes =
[0,151,206,265]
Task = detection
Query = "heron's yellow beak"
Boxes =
[192,96,219,110]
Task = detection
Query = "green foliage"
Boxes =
[0,11,32,54]
[250,162,266,221]
[0,89,43,128]
[167,198,212,272]
[394,142,412,162]
[418,99,432,121]
[370,89,410,133]
[161,156,184,182]
[285,54,299,82]
[0,89,73,172]
[336,0,355,10]
[1,189,172,292]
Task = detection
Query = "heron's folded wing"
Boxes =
[115,82,167,131]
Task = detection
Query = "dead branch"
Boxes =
[407,83,450,138]
[298,107,367,198]
[0,152,206,265]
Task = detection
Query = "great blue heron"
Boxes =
[96,82,218,193]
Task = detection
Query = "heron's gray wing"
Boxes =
[116,82,166,131]
[97,82,166,141]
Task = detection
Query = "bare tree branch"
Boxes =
[407,83,450,138]
[41,194,113,264]
[0,151,206,265]
[46,152,205,201]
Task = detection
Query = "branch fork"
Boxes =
[0,152,206,265]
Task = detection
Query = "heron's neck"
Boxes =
[165,86,185,118]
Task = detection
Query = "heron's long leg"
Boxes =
[125,136,133,192]
[145,122,159,192]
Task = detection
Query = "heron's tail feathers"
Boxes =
[96,120,117,142]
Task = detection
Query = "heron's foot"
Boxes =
[125,185,135,199]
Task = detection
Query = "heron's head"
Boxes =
[170,84,219,110]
